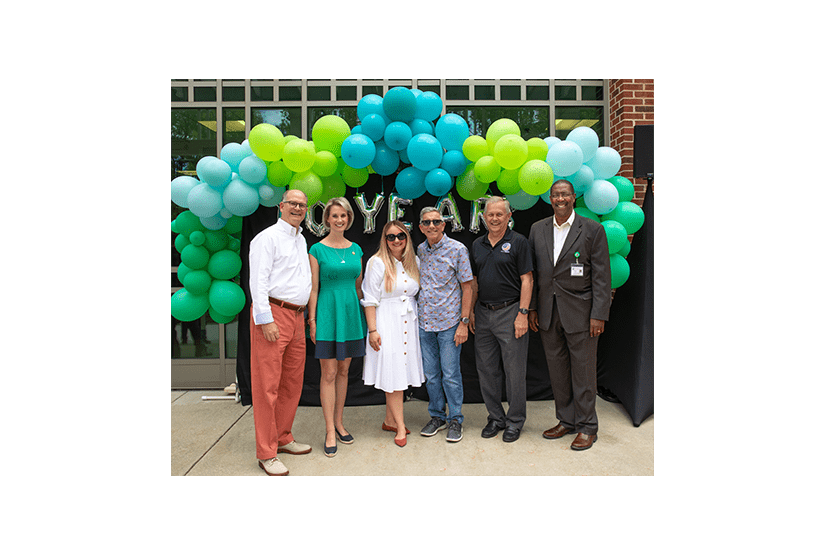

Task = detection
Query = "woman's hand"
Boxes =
[369,330,381,351]
[309,321,316,344]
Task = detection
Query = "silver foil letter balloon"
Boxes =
[354,192,385,234]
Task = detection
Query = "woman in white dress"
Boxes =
[361,220,423,447]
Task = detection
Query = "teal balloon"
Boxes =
[410,118,434,136]
[415,91,443,122]
[407,134,443,171]
[395,166,427,199]
[574,206,601,223]
[171,288,210,322]
[441,150,469,177]
[357,94,388,123]
[382,86,417,123]
[360,113,386,141]
[384,121,413,151]
[584,179,619,215]
[609,254,630,289]
[209,280,246,317]
[171,175,200,208]
[435,113,470,152]
[180,244,210,270]
[602,201,645,234]
[371,140,400,176]
[239,154,268,185]
[341,134,376,169]
[209,307,236,324]
[425,168,452,197]
[607,175,636,202]
[200,213,228,230]
[208,249,242,280]
[183,269,212,295]
[187,183,223,218]
[222,178,260,217]
[601,220,629,255]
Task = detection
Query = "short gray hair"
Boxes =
[484,196,511,214]
[419,206,441,221]
[322,197,355,230]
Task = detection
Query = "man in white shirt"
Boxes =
[527,179,611,451]
[248,189,313,475]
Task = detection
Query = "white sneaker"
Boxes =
[258,457,289,476]
[277,440,312,455]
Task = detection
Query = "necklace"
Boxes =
[328,243,350,263]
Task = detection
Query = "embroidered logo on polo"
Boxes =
[501,243,511,253]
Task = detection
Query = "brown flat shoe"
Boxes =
[382,422,411,434]
[394,435,407,447]
[570,433,597,451]
[542,423,574,440]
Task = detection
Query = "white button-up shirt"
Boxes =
[249,218,312,325]
[552,211,576,266]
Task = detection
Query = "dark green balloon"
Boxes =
[209,307,236,324]
[175,210,205,238]
[617,239,631,258]
[602,201,645,235]
[183,269,212,294]
[601,220,628,255]
[609,254,630,289]
[180,244,210,270]
[224,215,243,235]
[174,233,191,254]
[203,229,230,253]
[607,176,636,202]
[171,288,210,322]
[574,206,601,223]
[209,280,246,317]
[207,250,242,280]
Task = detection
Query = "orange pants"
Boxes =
[250,304,306,460]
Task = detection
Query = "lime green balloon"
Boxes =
[171,288,210,322]
[456,165,488,200]
[617,239,631,258]
[209,307,236,324]
[462,135,489,162]
[267,160,294,187]
[180,244,210,270]
[282,139,316,173]
[209,280,246,317]
[207,249,242,280]
[609,254,630,289]
[602,201,645,234]
[312,150,338,177]
[574,206,601,223]
[289,170,324,206]
[341,164,369,188]
[601,220,628,255]
[311,115,351,157]
[496,168,521,195]
[526,137,549,161]
[319,173,347,203]
[485,118,520,153]
[493,134,528,170]
[518,159,554,196]
[248,123,285,162]
[474,155,501,183]
[183,269,213,295]
[607,176,636,202]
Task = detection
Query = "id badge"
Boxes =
[570,263,584,277]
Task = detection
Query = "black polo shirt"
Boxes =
[470,228,533,305]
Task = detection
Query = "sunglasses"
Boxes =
[420,220,444,226]
[385,232,407,242]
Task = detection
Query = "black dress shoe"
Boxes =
[481,420,505,439]
[502,426,520,443]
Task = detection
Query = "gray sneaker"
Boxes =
[446,420,463,443]
[420,417,447,436]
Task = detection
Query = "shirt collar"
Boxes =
[553,210,575,230]
[276,218,302,237]
[426,234,446,250]
[484,227,513,246]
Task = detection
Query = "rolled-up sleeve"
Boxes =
[360,257,385,308]
[249,233,275,325]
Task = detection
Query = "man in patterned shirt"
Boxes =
[417,207,474,443]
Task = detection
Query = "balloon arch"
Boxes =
[171,86,645,324]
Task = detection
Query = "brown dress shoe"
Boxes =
[542,423,574,440]
[570,433,597,451]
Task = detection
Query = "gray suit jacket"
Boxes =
[528,213,611,333]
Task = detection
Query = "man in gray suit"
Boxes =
[528,179,611,451]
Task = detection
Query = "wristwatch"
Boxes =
[518,308,529,315]
[460,317,470,324]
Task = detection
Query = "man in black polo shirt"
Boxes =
[469,196,533,442]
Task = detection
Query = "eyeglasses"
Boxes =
[420,219,444,226]
[550,192,574,199]
[385,232,407,242]
[282,200,308,210]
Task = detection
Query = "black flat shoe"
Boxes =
[324,434,338,457]
[502,426,521,443]
[335,429,354,444]
[481,420,505,439]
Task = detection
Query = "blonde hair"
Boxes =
[372,220,420,293]
[322,197,355,230]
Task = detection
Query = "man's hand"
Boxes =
[468,311,475,334]
[590,319,605,338]
[454,322,469,346]
[528,310,539,332]
[514,313,528,339]
[262,322,280,342]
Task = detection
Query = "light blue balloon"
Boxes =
[340,134,376,169]
[586,146,622,179]
[544,136,561,150]
[546,140,583,177]
[200,213,228,230]
[187,182,224,218]
[406,133,443,171]
[410,118,434,137]
[220,142,251,173]
[196,156,232,190]
[384,121,413,151]
[371,140,400,176]
[566,126,599,163]
[435,113,470,152]
[382,87,417,123]
[507,189,539,210]
[238,154,268,185]
[360,113,386,141]
[415,91,443,122]
[584,179,620,215]
[259,184,285,207]
[567,164,595,196]
[425,168,452,197]
[441,150,469,177]
[395,166,427,199]
[222,178,260,217]
[171,175,200,208]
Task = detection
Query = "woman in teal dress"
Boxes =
[308,197,367,457]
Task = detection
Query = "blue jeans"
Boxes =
[419,323,464,424]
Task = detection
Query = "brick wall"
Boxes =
[608,79,653,206]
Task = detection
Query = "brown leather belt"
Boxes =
[478,298,519,311]
[269,297,307,312]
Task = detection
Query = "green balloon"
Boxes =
[180,244,210,270]
[617,239,631,258]
[311,115,351,157]
[526,137,548,161]
[248,123,285,162]
[609,253,630,289]
[183,269,213,294]
[456,165,488,200]
[312,150,339,177]
[174,233,190,254]
[174,210,205,237]
[282,139,316,173]
[188,230,205,246]
[607,176,636,202]
[290,170,324,206]
[227,237,241,252]
[518,160,554,196]
[171,288,210,322]
[176,263,192,285]
[224,216,243,235]
[209,307,236,324]
[202,229,229,253]
[341,164,369,188]
[319,173,347,203]
[474,155,501,183]
[209,280,246,317]
[207,249,242,280]
[462,135,489,162]
[493,134,528,170]
[485,118,520,153]
[496,168,521,195]
[602,201,645,235]
[574,206,601,223]
[601,220,629,255]
[267,160,294,187]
